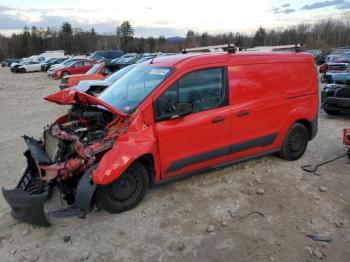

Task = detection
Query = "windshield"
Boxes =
[339,53,350,59]
[136,56,155,63]
[46,58,56,63]
[86,64,101,75]
[99,66,174,114]
[63,59,75,66]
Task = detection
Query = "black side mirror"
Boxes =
[172,103,192,118]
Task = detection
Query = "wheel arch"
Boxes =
[295,119,313,140]
[136,154,156,187]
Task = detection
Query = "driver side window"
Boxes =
[155,67,226,121]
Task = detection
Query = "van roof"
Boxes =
[151,52,314,68]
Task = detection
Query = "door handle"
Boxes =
[212,117,225,124]
[236,111,250,117]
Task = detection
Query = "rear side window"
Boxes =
[155,67,227,120]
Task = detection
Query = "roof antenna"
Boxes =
[149,57,154,64]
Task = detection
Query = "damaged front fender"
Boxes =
[92,115,159,185]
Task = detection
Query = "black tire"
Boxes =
[324,109,340,115]
[96,161,149,213]
[61,71,69,78]
[19,68,26,73]
[278,123,309,161]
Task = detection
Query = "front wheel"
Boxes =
[61,71,69,78]
[19,68,26,73]
[96,161,149,213]
[278,123,309,161]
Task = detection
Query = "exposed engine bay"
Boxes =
[2,102,129,226]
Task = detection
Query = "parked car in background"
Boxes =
[52,60,95,79]
[59,63,119,89]
[41,57,68,71]
[135,54,158,64]
[17,60,42,73]
[111,54,144,69]
[305,49,324,65]
[321,82,350,114]
[1,59,20,67]
[47,58,91,77]
[11,60,39,73]
[75,64,137,95]
[320,54,347,82]
[90,50,124,62]
[323,63,350,83]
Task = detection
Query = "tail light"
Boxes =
[343,128,350,146]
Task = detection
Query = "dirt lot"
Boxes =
[0,67,349,262]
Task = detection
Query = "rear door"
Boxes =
[154,67,231,178]
[226,63,290,161]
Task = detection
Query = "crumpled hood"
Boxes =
[44,90,128,117]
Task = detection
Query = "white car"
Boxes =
[17,61,42,73]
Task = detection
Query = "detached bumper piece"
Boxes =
[2,150,51,227]
[2,137,97,227]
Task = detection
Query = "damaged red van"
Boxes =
[2,52,319,226]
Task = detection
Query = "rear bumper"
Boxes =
[323,97,350,113]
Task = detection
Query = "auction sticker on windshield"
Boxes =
[149,68,170,75]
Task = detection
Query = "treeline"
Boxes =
[2,13,350,59]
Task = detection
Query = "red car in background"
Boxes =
[59,63,119,89]
[52,60,96,79]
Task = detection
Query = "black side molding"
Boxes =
[165,133,278,173]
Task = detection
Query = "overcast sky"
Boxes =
[1,0,350,37]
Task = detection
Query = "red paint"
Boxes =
[59,63,110,89]
[52,61,96,79]
[344,128,350,146]
[90,52,319,185]
[43,53,318,186]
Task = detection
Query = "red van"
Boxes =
[2,52,319,226]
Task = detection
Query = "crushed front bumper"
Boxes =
[2,150,51,226]
[2,137,97,227]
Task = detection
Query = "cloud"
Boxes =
[270,3,296,14]
[301,0,346,10]
[337,1,350,8]
[276,8,296,14]
[281,4,291,8]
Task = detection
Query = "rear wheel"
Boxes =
[278,123,309,161]
[96,161,149,213]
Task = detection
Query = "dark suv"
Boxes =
[90,50,124,62]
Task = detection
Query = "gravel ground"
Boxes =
[0,67,349,262]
